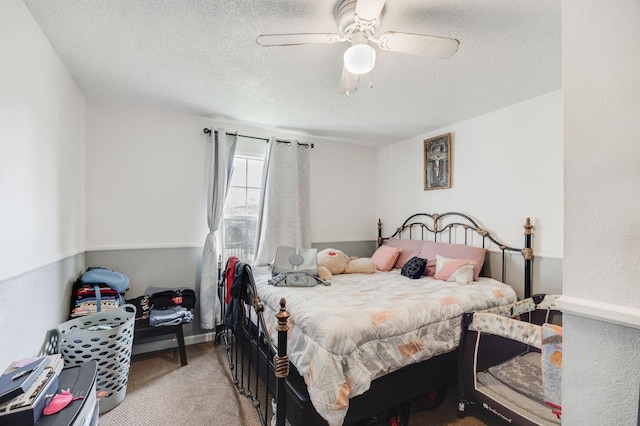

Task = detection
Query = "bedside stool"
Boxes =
[133,319,188,366]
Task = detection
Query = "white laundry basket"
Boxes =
[58,304,136,413]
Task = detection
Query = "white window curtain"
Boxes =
[253,139,311,266]
[199,129,237,330]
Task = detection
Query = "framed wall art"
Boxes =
[424,133,451,190]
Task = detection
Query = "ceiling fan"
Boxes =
[256,0,460,95]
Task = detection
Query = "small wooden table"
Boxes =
[133,320,188,366]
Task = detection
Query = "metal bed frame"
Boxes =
[216,212,534,426]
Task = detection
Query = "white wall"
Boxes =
[85,101,378,250]
[0,0,86,281]
[376,90,563,259]
[85,102,209,249]
[560,0,640,423]
[309,139,378,243]
[0,0,85,369]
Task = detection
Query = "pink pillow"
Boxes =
[371,245,402,272]
[419,241,487,281]
[386,238,427,269]
[433,255,475,284]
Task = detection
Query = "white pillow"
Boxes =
[434,255,475,285]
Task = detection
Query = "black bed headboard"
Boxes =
[377,212,533,298]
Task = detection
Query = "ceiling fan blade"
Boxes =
[355,0,386,23]
[256,33,344,47]
[377,31,460,59]
[339,67,359,95]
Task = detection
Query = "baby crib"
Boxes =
[458,294,563,425]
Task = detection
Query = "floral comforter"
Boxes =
[253,267,517,426]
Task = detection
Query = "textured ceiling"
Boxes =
[23,0,562,147]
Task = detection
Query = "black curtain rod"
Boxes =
[203,128,314,148]
[203,128,268,142]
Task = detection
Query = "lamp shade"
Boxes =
[343,43,376,75]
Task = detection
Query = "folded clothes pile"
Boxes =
[127,289,196,327]
[70,268,130,318]
[71,285,122,317]
[149,305,194,327]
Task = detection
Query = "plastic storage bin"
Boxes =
[57,304,136,413]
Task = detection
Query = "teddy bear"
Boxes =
[317,248,376,280]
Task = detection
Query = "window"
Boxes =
[223,156,263,262]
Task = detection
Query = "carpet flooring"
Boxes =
[98,342,500,425]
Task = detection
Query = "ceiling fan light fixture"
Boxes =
[343,43,376,75]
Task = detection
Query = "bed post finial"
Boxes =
[275,298,290,426]
[522,217,534,259]
[522,218,533,299]
[276,298,289,331]
[377,218,383,247]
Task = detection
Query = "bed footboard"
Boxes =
[215,259,290,426]
[215,258,460,426]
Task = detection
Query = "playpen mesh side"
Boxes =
[58,304,136,413]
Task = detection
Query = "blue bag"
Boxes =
[81,268,130,293]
